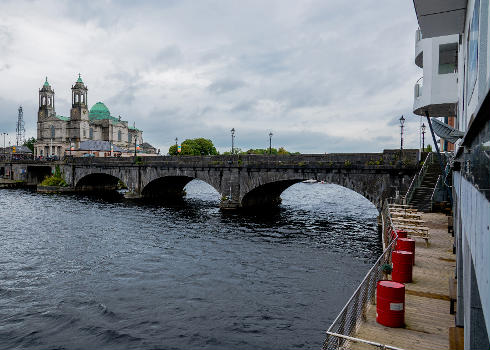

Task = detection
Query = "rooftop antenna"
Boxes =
[16,105,25,146]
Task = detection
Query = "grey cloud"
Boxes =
[231,100,254,113]
[154,45,183,66]
[0,0,422,153]
[208,79,246,94]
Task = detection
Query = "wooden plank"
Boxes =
[352,212,456,350]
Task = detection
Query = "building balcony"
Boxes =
[413,73,458,117]
[413,0,467,38]
[415,29,423,68]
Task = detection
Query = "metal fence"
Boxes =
[322,200,399,350]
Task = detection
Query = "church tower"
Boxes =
[38,77,55,121]
[70,73,88,121]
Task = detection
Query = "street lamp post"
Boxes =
[1,132,7,159]
[421,123,426,152]
[175,137,178,155]
[399,115,405,151]
[134,137,137,157]
[269,132,273,155]
[231,128,235,154]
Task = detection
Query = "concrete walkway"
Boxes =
[353,212,456,349]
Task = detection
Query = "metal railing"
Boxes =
[414,76,423,99]
[415,28,422,42]
[322,200,399,350]
[430,175,441,212]
[404,152,432,205]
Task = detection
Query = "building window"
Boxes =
[438,43,458,74]
[83,129,86,138]
[128,133,132,143]
[89,128,94,139]
[467,0,480,100]
[50,125,55,138]
[118,130,122,142]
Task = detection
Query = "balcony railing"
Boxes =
[415,29,423,42]
[414,76,423,99]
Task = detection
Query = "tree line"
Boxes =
[168,138,297,155]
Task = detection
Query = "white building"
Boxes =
[412,1,490,348]
[34,75,144,158]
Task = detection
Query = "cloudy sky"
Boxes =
[0,0,428,154]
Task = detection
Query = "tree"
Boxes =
[23,137,36,152]
[168,138,218,155]
[425,145,432,152]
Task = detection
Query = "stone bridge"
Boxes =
[1,150,419,210]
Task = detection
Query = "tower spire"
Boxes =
[16,106,25,146]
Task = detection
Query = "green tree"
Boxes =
[168,138,218,155]
[23,137,36,152]
[277,147,289,155]
[425,145,432,152]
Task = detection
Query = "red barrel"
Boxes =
[396,238,416,265]
[395,229,407,238]
[392,250,414,283]
[376,280,405,327]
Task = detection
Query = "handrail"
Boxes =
[323,199,401,350]
[325,332,405,350]
[430,175,441,212]
[415,29,423,42]
[404,152,432,204]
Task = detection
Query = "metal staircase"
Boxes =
[404,153,443,212]
[409,160,440,211]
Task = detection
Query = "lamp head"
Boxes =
[421,123,426,132]
[399,115,405,126]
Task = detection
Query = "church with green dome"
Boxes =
[34,75,146,157]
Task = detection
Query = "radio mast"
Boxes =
[16,105,25,146]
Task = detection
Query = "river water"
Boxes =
[0,182,381,349]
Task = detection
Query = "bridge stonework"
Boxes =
[56,150,418,210]
[0,150,418,210]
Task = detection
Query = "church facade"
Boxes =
[34,75,143,157]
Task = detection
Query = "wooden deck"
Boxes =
[353,212,456,350]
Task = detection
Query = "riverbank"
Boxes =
[0,178,25,188]
[354,212,456,349]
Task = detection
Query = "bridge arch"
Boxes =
[238,171,393,211]
[75,173,125,192]
[140,171,222,201]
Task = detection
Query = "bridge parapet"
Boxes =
[65,149,418,170]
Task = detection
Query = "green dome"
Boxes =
[89,102,111,120]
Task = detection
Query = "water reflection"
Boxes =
[0,181,380,349]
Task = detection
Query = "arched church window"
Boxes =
[81,94,84,103]
[89,128,94,139]
[128,133,132,143]
[75,94,79,103]
[50,125,55,139]
[48,97,51,106]
[42,96,46,105]
[118,130,122,142]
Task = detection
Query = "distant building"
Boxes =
[139,142,158,154]
[34,75,153,158]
